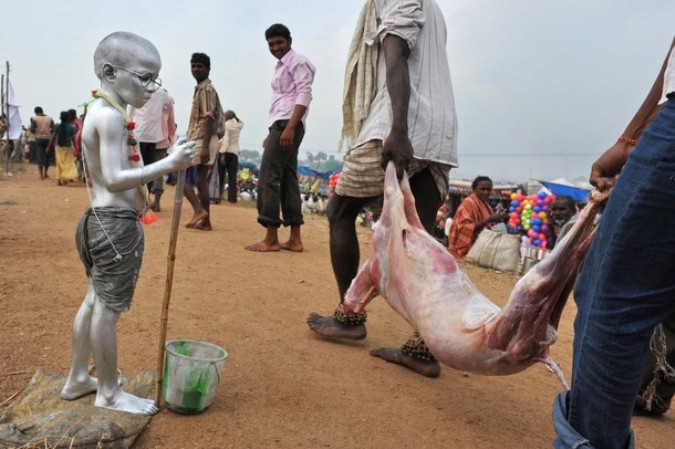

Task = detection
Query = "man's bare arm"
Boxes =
[590,37,675,190]
[200,114,216,163]
[279,104,307,149]
[381,34,413,178]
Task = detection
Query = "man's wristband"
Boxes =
[617,136,637,146]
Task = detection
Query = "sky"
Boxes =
[1,0,673,183]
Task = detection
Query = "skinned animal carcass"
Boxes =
[343,162,604,388]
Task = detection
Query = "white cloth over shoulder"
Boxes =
[351,0,458,167]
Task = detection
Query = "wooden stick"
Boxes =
[0,391,19,407]
[0,370,30,378]
[354,285,377,313]
[154,169,187,406]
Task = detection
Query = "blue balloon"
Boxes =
[538,191,547,199]
[511,200,520,207]
[534,239,541,246]
[509,206,516,212]
[533,206,541,212]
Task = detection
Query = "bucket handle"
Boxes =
[206,361,221,384]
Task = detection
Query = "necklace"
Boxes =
[91,89,142,162]
[90,89,150,206]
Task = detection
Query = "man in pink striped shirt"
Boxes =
[245,23,316,253]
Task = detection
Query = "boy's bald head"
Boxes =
[93,31,161,80]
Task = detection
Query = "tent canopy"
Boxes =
[297,165,334,179]
[540,181,590,202]
[238,161,259,174]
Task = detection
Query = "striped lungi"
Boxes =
[336,140,451,201]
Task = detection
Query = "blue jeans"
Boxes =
[553,97,675,448]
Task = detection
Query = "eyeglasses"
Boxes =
[113,65,162,91]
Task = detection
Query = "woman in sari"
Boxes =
[448,176,508,258]
[51,110,78,185]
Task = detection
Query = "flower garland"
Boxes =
[126,121,140,162]
[90,89,156,223]
[91,89,142,163]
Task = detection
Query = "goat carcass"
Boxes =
[343,162,603,388]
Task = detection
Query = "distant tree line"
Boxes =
[238,149,343,173]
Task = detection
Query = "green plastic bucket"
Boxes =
[162,339,229,414]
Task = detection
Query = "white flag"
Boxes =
[3,82,22,140]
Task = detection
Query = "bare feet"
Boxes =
[95,390,158,416]
[369,348,441,378]
[280,240,304,252]
[186,210,209,228]
[306,312,366,340]
[60,375,99,400]
[244,241,281,252]
[194,221,212,231]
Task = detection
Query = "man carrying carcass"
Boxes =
[307,0,458,378]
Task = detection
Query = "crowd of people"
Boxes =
[3,1,672,447]
[5,106,87,184]
[436,179,580,255]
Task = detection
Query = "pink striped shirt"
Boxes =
[268,49,316,126]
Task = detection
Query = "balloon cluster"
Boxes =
[329,172,341,194]
[240,167,251,181]
[507,191,557,248]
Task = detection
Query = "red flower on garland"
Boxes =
[91,89,98,95]
[128,154,141,162]
[126,121,136,130]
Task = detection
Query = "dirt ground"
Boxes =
[0,162,672,449]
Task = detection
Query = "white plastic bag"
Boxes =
[465,229,521,272]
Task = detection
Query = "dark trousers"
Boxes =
[218,152,239,203]
[29,141,37,163]
[256,120,305,228]
[139,142,156,191]
[34,137,50,167]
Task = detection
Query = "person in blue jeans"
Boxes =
[553,37,675,449]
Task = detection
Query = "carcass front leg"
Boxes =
[343,259,378,314]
